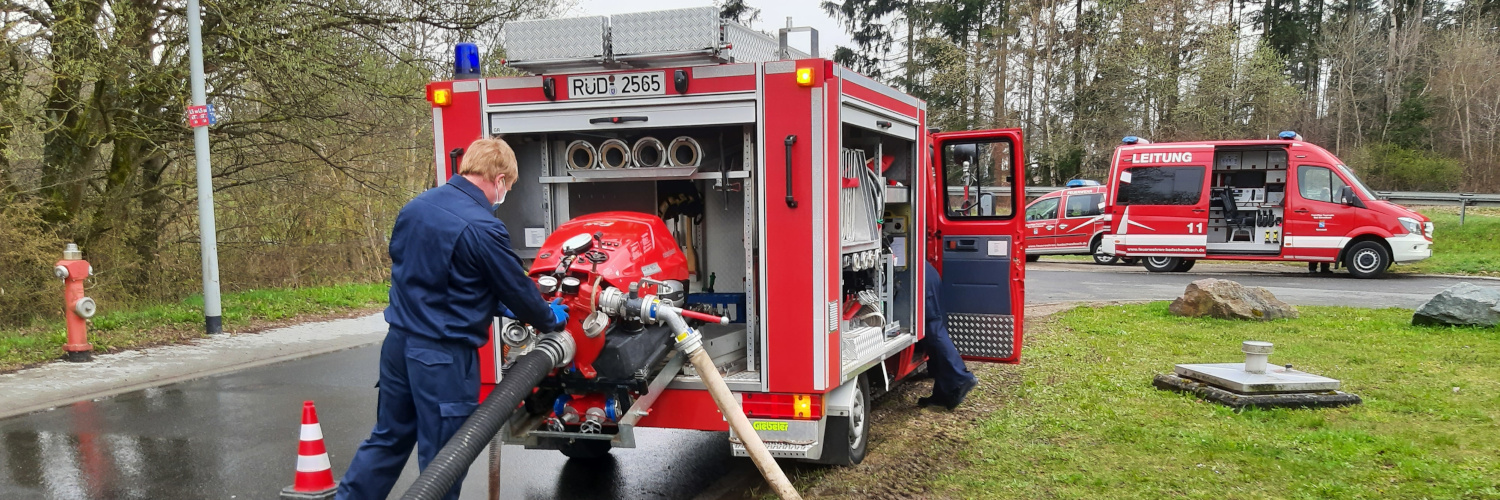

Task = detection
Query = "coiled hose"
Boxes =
[398,348,556,500]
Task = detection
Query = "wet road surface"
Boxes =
[0,343,747,499]
[2,263,1486,499]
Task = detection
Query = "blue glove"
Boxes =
[548,298,569,329]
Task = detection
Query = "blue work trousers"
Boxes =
[921,262,976,399]
[336,330,479,500]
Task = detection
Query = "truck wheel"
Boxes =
[1173,259,1196,272]
[1142,256,1181,273]
[558,439,611,460]
[819,375,869,466]
[1344,241,1390,279]
[1025,255,1040,263]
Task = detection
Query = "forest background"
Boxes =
[2,0,1498,327]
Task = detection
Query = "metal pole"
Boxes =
[1460,200,1467,226]
[188,0,223,334]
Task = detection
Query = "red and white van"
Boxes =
[1023,185,1124,264]
[1099,133,1433,278]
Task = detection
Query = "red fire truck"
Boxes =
[423,7,1025,466]
[1099,133,1433,278]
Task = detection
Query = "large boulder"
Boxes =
[1169,278,1299,321]
[1413,282,1500,327]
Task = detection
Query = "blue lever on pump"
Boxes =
[454,42,481,80]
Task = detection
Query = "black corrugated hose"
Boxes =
[398,349,555,500]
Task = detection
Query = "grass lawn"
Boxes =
[936,303,1499,499]
[0,282,389,372]
[1404,207,1500,277]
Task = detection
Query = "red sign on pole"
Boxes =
[186,104,216,128]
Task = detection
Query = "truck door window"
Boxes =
[1027,197,1059,221]
[1066,193,1103,217]
[1117,166,1204,205]
[1297,165,1347,203]
[943,139,1016,218]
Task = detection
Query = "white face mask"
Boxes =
[492,181,508,209]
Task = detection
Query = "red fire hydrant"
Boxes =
[53,243,96,362]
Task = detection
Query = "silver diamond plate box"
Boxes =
[611,7,722,57]
[724,23,809,63]
[948,312,1016,359]
[502,16,608,61]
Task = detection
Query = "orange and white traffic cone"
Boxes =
[281,401,338,499]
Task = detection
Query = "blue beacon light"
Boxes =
[1278,130,1302,141]
[454,42,481,80]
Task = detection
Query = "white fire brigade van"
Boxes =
[1099,133,1433,278]
[423,7,1026,465]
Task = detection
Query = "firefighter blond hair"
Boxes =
[458,137,519,187]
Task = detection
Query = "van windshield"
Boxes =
[1337,165,1375,199]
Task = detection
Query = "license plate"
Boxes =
[568,72,665,99]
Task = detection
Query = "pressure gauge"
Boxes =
[537,275,559,294]
[561,234,594,255]
[561,276,582,294]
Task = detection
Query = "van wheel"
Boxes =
[818,375,869,466]
[1345,241,1390,279]
[558,439,612,460]
[1090,238,1118,265]
[1025,255,1040,263]
[1142,256,1182,273]
[1173,259,1196,272]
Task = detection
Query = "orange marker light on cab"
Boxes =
[431,88,453,107]
[795,67,814,87]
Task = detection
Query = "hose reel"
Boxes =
[632,137,666,168]
[565,140,598,170]
[667,136,701,167]
[598,139,632,169]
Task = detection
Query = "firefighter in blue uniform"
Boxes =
[917,261,979,409]
[337,138,567,500]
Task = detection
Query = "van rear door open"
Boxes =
[1110,150,1211,258]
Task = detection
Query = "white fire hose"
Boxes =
[650,301,802,500]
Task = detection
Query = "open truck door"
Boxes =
[929,129,1026,363]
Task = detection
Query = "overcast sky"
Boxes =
[568,0,852,58]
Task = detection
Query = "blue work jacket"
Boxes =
[384,176,561,348]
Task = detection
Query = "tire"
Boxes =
[1173,259,1196,272]
[1344,241,1390,279]
[558,439,612,460]
[1090,238,1118,265]
[1142,256,1182,273]
[818,375,870,466]
[1025,254,1040,263]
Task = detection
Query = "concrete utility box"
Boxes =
[1154,341,1361,409]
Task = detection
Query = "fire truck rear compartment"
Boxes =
[497,125,762,388]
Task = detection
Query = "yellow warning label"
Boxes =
[751,421,788,432]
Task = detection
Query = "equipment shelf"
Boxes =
[539,170,752,184]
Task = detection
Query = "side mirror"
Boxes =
[1338,186,1364,207]
[950,143,978,163]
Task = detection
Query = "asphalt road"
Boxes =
[1026,260,1487,309]
[0,263,1488,499]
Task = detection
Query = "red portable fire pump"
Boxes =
[419,6,1027,475]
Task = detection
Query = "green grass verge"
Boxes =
[0,282,389,372]
[1404,208,1500,277]
[945,303,1500,499]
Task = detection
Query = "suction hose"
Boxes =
[398,332,575,500]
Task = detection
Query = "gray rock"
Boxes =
[1169,278,1299,321]
[1412,282,1500,327]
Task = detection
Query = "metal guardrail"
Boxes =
[1027,186,1499,223]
